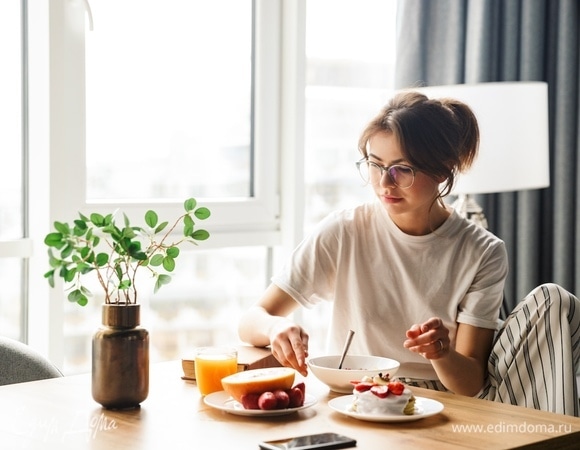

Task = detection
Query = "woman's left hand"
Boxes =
[403,317,450,359]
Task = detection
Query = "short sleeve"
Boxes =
[456,239,508,330]
[271,211,343,308]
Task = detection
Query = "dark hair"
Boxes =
[358,91,479,198]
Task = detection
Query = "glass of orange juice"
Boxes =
[195,346,238,396]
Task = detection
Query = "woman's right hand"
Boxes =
[269,318,309,376]
[238,283,309,375]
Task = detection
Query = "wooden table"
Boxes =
[1,360,579,449]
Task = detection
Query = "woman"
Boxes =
[238,91,580,414]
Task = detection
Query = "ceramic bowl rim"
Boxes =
[307,354,400,372]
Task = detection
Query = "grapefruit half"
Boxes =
[221,367,296,402]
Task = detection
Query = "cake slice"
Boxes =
[348,373,415,415]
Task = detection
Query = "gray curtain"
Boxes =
[395,0,580,314]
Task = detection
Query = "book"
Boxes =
[181,345,281,380]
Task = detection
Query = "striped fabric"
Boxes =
[397,377,448,392]
[480,283,580,416]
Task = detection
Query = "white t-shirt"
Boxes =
[272,200,508,380]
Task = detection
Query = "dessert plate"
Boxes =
[328,395,444,422]
[204,391,317,417]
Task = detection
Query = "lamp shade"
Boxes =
[415,82,550,195]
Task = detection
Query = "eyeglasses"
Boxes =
[356,158,416,189]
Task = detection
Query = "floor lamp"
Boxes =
[416,82,550,228]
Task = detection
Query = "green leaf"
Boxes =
[192,229,210,241]
[47,250,60,268]
[114,237,130,253]
[154,274,172,293]
[90,213,105,226]
[80,286,92,296]
[155,221,168,234]
[44,270,55,288]
[194,207,211,220]
[68,289,88,306]
[96,253,109,267]
[184,198,197,212]
[163,256,175,272]
[79,246,89,258]
[103,224,122,241]
[123,213,131,228]
[85,250,95,264]
[128,240,142,254]
[183,215,194,236]
[54,221,70,235]
[166,247,180,258]
[73,219,88,231]
[61,244,73,259]
[76,262,93,274]
[122,226,137,239]
[64,267,76,283]
[145,210,158,228]
[118,280,131,290]
[132,251,148,261]
[150,254,164,266]
[44,232,63,247]
[103,213,114,226]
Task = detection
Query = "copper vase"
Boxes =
[92,304,149,409]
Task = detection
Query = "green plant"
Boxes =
[44,198,210,306]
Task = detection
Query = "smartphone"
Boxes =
[258,432,356,450]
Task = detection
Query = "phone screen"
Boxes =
[258,432,356,450]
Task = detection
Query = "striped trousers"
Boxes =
[479,283,580,416]
[402,284,580,416]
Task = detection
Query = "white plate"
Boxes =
[204,391,317,417]
[328,395,444,422]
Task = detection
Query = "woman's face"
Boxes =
[366,131,445,234]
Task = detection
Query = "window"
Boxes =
[47,0,280,248]
[37,0,283,373]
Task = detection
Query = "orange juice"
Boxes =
[195,347,238,396]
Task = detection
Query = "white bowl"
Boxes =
[307,355,400,394]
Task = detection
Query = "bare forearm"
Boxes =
[431,350,486,396]
[238,306,289,347]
